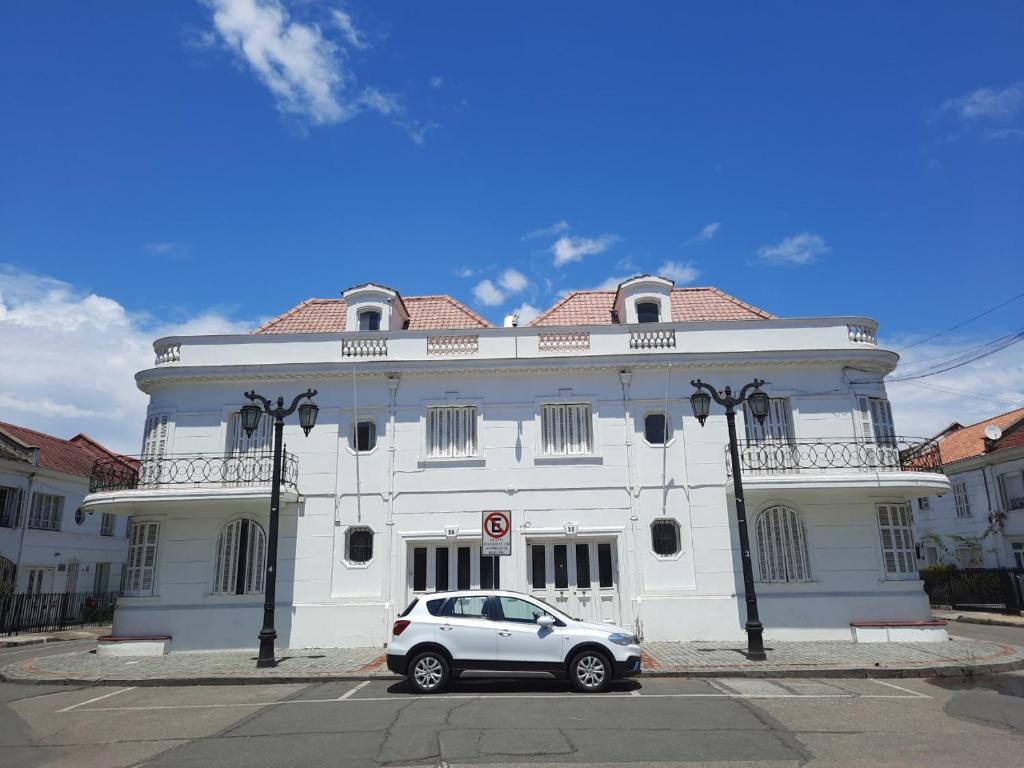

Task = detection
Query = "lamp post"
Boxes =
[689,378,770,661]
[241,388,319,668]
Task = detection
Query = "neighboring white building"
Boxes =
[0,423,130,594]
[81,277,949,651]
[915,408,1024,569]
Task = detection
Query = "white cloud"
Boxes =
[657,260,700,284]
[359,87,402,116]
[686,222,720,243]
[144,242,178,255]
[942,82,1024,121]
[498,268,528,293]
[758,232,829,266]
[551,234,619,267]
[331,9,369,50]
[511,302,541,326]
[472,279,505,306]
[454,266,474,278]
[429,76,443,89]
[523,220,569,240]
[0,266,253,454]
[986,127,1024,140]
[884,335,1024,439]
[589,275,629,291]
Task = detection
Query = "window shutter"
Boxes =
[228,412,272,456]
[876,504,915,578]
[541,403,593,455]
[125,521,159,596]
[427,406,478,458]
[755,506,812,583]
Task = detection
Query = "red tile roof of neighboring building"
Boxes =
[254,295,493,334]
[530,287,774,327]
[0,422,126,478]
[935,408,1024,465]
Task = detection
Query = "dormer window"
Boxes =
[358,310,381,331]
[636,301,660,324]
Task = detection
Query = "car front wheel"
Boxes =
[568,650,611,693]
[408,651,450,694]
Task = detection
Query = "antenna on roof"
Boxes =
[503,313,519,328]
[984,425,1003,441]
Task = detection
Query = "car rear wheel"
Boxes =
[408,651,450,694]
[569,650,611,693]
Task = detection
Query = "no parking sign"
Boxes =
[481,510,512,556]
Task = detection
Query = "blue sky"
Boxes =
[1,1,1022,451]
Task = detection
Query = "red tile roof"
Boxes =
[0,422,125,478]
[935,408,1024,465]
[530,287,774,327]
[254,295,493,334]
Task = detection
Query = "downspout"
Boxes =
[383,375,400,644]
[351,365,362,523]
[13,472,36,590]
[619,370,643,639]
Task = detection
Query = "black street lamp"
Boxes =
[690,378,770,661]
[241,388,319,668]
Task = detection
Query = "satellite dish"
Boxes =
[985,425,1003,441]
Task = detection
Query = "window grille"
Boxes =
[755,505,812,582]
[541,403,593,455]
[28,493,63,531]
[213,519,267,595]
[953,481,972,517]
[347,528,374,563]
[877,503,916,578]
[427,406,477,458]
[125,521,160,596]
[651,519,681,556]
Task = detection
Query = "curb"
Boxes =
[5,658,1024,687]
[946,615,1024,629]
[0,637,66,650]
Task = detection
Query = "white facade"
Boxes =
[82,282,949,651]
[915,440,1024,568]
[0,432,129,595]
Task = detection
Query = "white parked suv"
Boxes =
[386,590,642,693]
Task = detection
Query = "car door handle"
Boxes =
[439,624,454,631]
[498,630,512,637]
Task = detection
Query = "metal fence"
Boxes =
[89,452,299,493]
[0,591,120,636]
[729,438,944,476]
[922,568,1024,614]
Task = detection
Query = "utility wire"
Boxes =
[888,330,1024,381]
[897,288,1024,351]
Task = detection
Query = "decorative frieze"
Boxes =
[538,331,591,353]
[342,337,388,358]
[427,334,480,356]
[629,329,676,350]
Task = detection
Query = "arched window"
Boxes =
[755,505,812,583]
[213,519,267,595]
[346,527,374,564]
[636,301,660,324]
[651,519,681,556]
[358,309,381,331]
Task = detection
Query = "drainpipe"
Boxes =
[13,472,36,590]
[383,375,400,644]
[618,370,643,639]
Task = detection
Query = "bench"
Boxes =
[96,635,172,657]
[850,620,948,643]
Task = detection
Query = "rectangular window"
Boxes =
[1012,542,1024,570]
[480,553,500,589]
[413,547,427,592]
[457,547,471,590]
[541,403,593,456]
[531,545,546,589]
[0,485,22,528]
[435,547,449,591]
[227,411,272,455]
[744,397,793,443]
[953,480,972,518]
[427,406,477,458]
[100,513,115,537]
[142,413,171,459]
[598,543,614,588]
[858,396,896,445]
[917,497,930,512]
[124,521,160,596]
[1000,471,1024,510]
[93,563,111,593]
[575,543,591,589]
[28,493,63,531]
[877,503,916,579]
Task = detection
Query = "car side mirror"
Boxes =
[536,615,555,627]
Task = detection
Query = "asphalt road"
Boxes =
[2,634,1024,768]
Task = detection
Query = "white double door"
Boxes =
[528,539,619,625]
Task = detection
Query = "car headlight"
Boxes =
[608,633,635,646]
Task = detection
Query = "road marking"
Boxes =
[337,680,372,700]
[869,678,931,699]
[65,687,930,713]
[56,686,136,713]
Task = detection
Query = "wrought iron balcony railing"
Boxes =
[727,438,943,476]
[89,452,299,493]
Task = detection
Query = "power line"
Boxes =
[890,379,1024,408]
[889,330,1024,381]
[897,288,1024,351]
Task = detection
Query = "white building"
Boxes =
[0,423,129,595]
[915,408,1024,568]
[81,277,949,651]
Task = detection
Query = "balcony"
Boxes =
[726,438,948,495]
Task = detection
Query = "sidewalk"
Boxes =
[0,626,108,649]
[932,609,1024,628]
[4,637,1024,685]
